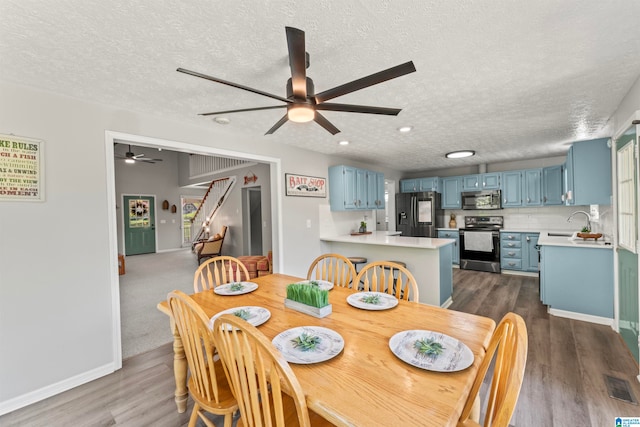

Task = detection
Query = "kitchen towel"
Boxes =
[464,231,494,252]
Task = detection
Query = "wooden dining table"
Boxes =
[157,273,496,426]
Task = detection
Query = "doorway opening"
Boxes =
[242,186,263,255]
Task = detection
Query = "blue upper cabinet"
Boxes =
[501,171,522,207]
[523,168,542,206]
[441,176,462,209]
[564,138,612,205]
[542,165,564,205]
[462,173,501,191]
[400,178,418,193]
[401,177,439,193]
[329,165,384,211]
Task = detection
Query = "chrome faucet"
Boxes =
[567,210,591,232]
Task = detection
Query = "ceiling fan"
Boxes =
[177,26,416,135]
[115,144,163,164]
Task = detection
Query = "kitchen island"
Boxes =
[320,231,455,307]
[538,231,614,325]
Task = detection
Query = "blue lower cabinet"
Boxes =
[500,232,539,272]
[540,245,613,318]
[437,230,460,264]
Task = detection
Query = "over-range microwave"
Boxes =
[461,190,502,210]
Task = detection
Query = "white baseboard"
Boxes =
[548,308,614,326]
[441,297,453,309]
[0,362,116,416]
[501,270,538,277]
[157,247,190,253]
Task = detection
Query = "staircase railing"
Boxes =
[191,176,236,244]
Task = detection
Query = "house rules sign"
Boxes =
[0,133,45,201]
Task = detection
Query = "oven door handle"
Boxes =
[411,196,417,227]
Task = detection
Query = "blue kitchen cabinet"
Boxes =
[437,230,460,264]
[523,168,542,206]
[400,178,418,193]
[564,138,612,206]
[501,171,522,207]
[542,165,564,205]
[366,171,385,209]
[329,165,383,211]
[441,176,462,209]
[500,232,539,272]
[418,177,439,192]
[541,245,613,318]
[462,173,501,191]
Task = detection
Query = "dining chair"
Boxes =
[212,314,334,427]
[194,255,250,293]
[167,291,238,427]
[306,253,357,289]
[354,261,419,302]
[457,312,528,427]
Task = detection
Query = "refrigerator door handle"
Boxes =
[412,196,417,227]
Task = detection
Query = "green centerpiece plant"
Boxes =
[285,282,332,318]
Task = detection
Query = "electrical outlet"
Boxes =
[306,219,311,228]
[590,205,600,221]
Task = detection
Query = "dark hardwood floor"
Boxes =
[2,269,639,426]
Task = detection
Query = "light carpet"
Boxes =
[119,249,197,359]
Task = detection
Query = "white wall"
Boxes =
[611,75,640,132]
[0,81,400,413]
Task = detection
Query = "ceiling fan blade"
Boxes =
[264,114,289,135]
[316,103,402,116]
[133,153,146,159]
[177,68,292,104]
[314,61,416,103]
[314,112,340,135]
[200,105,286,116]
[286,26,307,99]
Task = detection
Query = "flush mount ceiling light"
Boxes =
[338,140,350,146]
[398,126,413,133]
[445,150,475,159]
[287,104,315,123]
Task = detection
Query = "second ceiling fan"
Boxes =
[177,26,416,135]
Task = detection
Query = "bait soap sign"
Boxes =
[0,134,45,202]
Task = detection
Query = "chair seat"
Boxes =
[347,256,367,264]
[384,260,406,268]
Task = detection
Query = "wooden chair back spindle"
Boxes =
[354,261,419,302]
[194,256,250,293]
[306,253,357,289]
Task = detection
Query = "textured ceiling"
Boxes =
[2,0,640,172]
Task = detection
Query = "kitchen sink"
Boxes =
[547,232,573,237]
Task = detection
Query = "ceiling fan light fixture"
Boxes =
[287,104,315,123]
[338,140,350,146]
[125,158,135,164]
[398,126,413,133]
[445,150,475,159]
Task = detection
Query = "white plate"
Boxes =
[389,330,474,372]
[208,306,271,330]
[272,326,344,364]
[346,291,398,310]
[213,281,258,296]
[295,279,334,291]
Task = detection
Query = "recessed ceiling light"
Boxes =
[445,150,475,159]
[398,126,413,133]
[213,117,230,125]
[338,140,350,146]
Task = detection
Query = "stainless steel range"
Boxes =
[459,216,503,273]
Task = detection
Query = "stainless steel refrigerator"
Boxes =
[396,192,443,237]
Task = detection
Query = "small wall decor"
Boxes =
[171,204,177,213]
[244,171,258,185]
[285,173,326,198]
[162,200,169,210]
[0,133,45,202]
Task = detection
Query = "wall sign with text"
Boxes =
[0,134,45,202]
[285,173,326,197]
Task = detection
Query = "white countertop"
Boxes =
[320,231,455,249]
[537,231,612,249]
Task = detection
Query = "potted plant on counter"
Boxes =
[359,221,367,233]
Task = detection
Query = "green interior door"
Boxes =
[124,195,156,255]
[616,125,639,363]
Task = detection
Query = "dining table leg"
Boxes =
[169,316,189,413]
